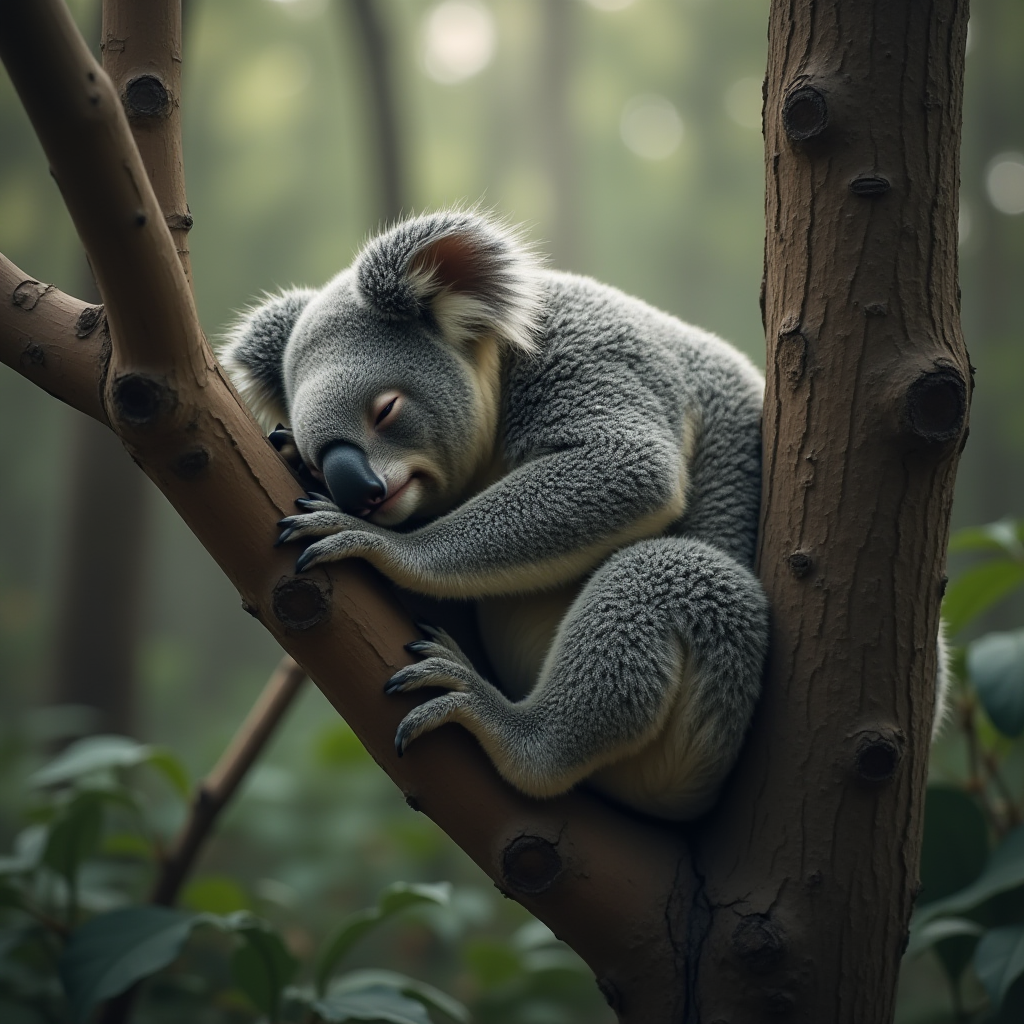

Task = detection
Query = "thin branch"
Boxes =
[151,656,307,907]
[0,253,109,424]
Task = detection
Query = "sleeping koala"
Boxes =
[220,209,769,821]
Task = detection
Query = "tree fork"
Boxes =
[688,1,971,1021]
[0,4,692,1018]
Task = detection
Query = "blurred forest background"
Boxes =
[1,0,1022,1022]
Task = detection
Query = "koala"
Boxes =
[220,209,771,821]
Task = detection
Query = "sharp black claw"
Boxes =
[295,550,313,573]
[268,427,292,452]
[395,733,405,757]
[295,498,315,508]
[413,620,437,634]
[308,491,332,503]
[405,640,431,653]
[275,528,295,547]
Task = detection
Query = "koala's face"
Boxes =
[284,273,499,527]
[220,210,541,528]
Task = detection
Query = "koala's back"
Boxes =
[502,271,764,567]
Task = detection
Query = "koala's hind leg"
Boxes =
[389,536,768,819]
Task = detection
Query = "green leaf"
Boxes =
[101,832,154,860]
[313,985,432,1023]
[43,791,105,883]
[31,736,149,787]
[182,875,251,914]
[144,749,191,799]
[942,560,1024,636]
[919,786,990,906]
[229,917,298,1018]
[331,970,469,1023]
[968,631,1024,738]
[949,520,1024,558]
[58,906,207,1023]
[975,926,1024,1012]
[0,825,48,875]
[464,938,523,988]
[906,917,985,958]
[313,882,451,994]
[30,735,191,800]
[916,825,1024,925]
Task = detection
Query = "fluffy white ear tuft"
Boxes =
[355,210,545,354]
[218,288,315,432]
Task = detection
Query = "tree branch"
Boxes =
[100,0,193,287]
[0,253,108,424]
[0,6,691,1018]
[151,655,306,907]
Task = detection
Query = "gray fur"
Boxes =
[222,210,774,820]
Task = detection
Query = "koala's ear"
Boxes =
[355,211,544,354]
[218,288,315,432]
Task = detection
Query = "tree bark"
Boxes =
[686,1,971,1021]
[0,0,971,1020]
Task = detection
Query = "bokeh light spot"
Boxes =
[620,95,684,161]
[421,1,496,85]
[724,77,763,130]
[986,153,1024,216]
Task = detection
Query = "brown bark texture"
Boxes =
[0,0,971,1020]
[682,1,971,1021]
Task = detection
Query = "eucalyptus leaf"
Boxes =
[948,519,1024,558]
[331,970,469,1023]
[43,791,105,883]
[58,906,210,1023]
[968,631,1024,737]
[906,917,984,958]
[30,736,150,788]
[0,825,48,875]
[314,985,432,1024]
[30,736,191,801]
[975,926,1024,1012]
[919,786,989,906]
[915,825,1024,925]
[314,882,451,994]
[942,560,1024,636]
[229,917,298,1017]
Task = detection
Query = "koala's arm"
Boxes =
[288,429,688,598]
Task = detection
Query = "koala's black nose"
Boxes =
[320,442,387,514]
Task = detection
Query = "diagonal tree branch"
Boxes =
[0,252,108,423]
[0,4,691,1018]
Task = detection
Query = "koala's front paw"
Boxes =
[277,498,385,572]
[387,626,491,755]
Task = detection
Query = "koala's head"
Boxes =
[219,210,542,527]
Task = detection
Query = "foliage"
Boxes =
[901,519,1024,1022]
[0,729,607,1023]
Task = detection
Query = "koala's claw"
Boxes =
[296,494,337,511]
[384,656,475,696]
[394,692,471,757]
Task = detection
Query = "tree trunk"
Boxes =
[0,1,971,1020]
[686,1,971,1020]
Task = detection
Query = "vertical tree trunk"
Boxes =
[687,1,971,1020]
